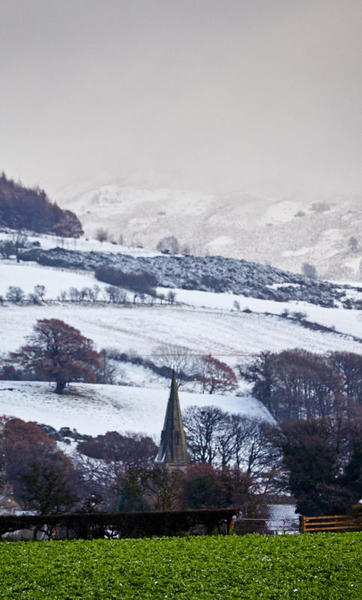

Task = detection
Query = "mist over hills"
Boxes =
[56,184,362,282]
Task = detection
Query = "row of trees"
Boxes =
[0,417,260,519]
[183,407,362,516]
[1,411,360,518]
[240,349,362,422]
[1,285,46,305]
[1,284,177,306]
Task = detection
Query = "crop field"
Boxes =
[0,533,361,599]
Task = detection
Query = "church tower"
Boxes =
[155,372,189,470]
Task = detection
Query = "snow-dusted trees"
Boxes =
[6,286,25,303]
[12,319,102,394]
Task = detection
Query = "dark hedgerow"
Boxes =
[0,509,239,540]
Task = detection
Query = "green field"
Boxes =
[0,533,361,599]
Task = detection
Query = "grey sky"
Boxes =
[0,0,361,196]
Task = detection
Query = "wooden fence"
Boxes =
[300,514,362,533]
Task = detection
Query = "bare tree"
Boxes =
[302,262,317,279]
[97,349,118,384]
[33,285,46,302]
[183,406,227,464]
[152,344,198,385]
[348,236,358,252]
[11,230,28,262]
[167,290,176,304]
[104,285,127,304]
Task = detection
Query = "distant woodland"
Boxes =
[0,173,83,237]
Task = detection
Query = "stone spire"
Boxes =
[155,372,189,469]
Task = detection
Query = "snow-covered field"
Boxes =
[163,288,362,339]
[0,261,361,357]
[0,261,107,299]
[0,259,362,365]
[1,303,362,362]
[0,381,271,437]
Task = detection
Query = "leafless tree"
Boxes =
[152,344,198,385]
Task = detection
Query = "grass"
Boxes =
[0,533,361,599]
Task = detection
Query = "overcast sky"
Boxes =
[0,0,361,197]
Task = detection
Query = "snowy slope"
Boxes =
[54,184,362,281]
[1,303,362,363]
[0,382,271,437]
[162,288,362,339]
[1,260,361,364]
[0,262,109,299]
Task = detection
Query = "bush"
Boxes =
[6,286,25,304]
[95,266,158,296]
[156,236,180,254]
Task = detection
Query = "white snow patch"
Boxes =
[0,381,271,437]
[260,200,301,226]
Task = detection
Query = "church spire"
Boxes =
[155,372,189,469]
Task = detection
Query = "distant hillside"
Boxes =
[0,173,83,237]
[54,183,362,281]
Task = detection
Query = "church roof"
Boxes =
[155,372,189,466]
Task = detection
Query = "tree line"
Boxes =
[1,409,360,520]
[239,349,362,422]
[0,417,262,528]
[0,173,83,237]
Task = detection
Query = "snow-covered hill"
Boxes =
[55,184,362,281]
[0,382,271,437]
[1,260,362,363]
[1,238,362,436]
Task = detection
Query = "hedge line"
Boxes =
[0,508,240,540]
